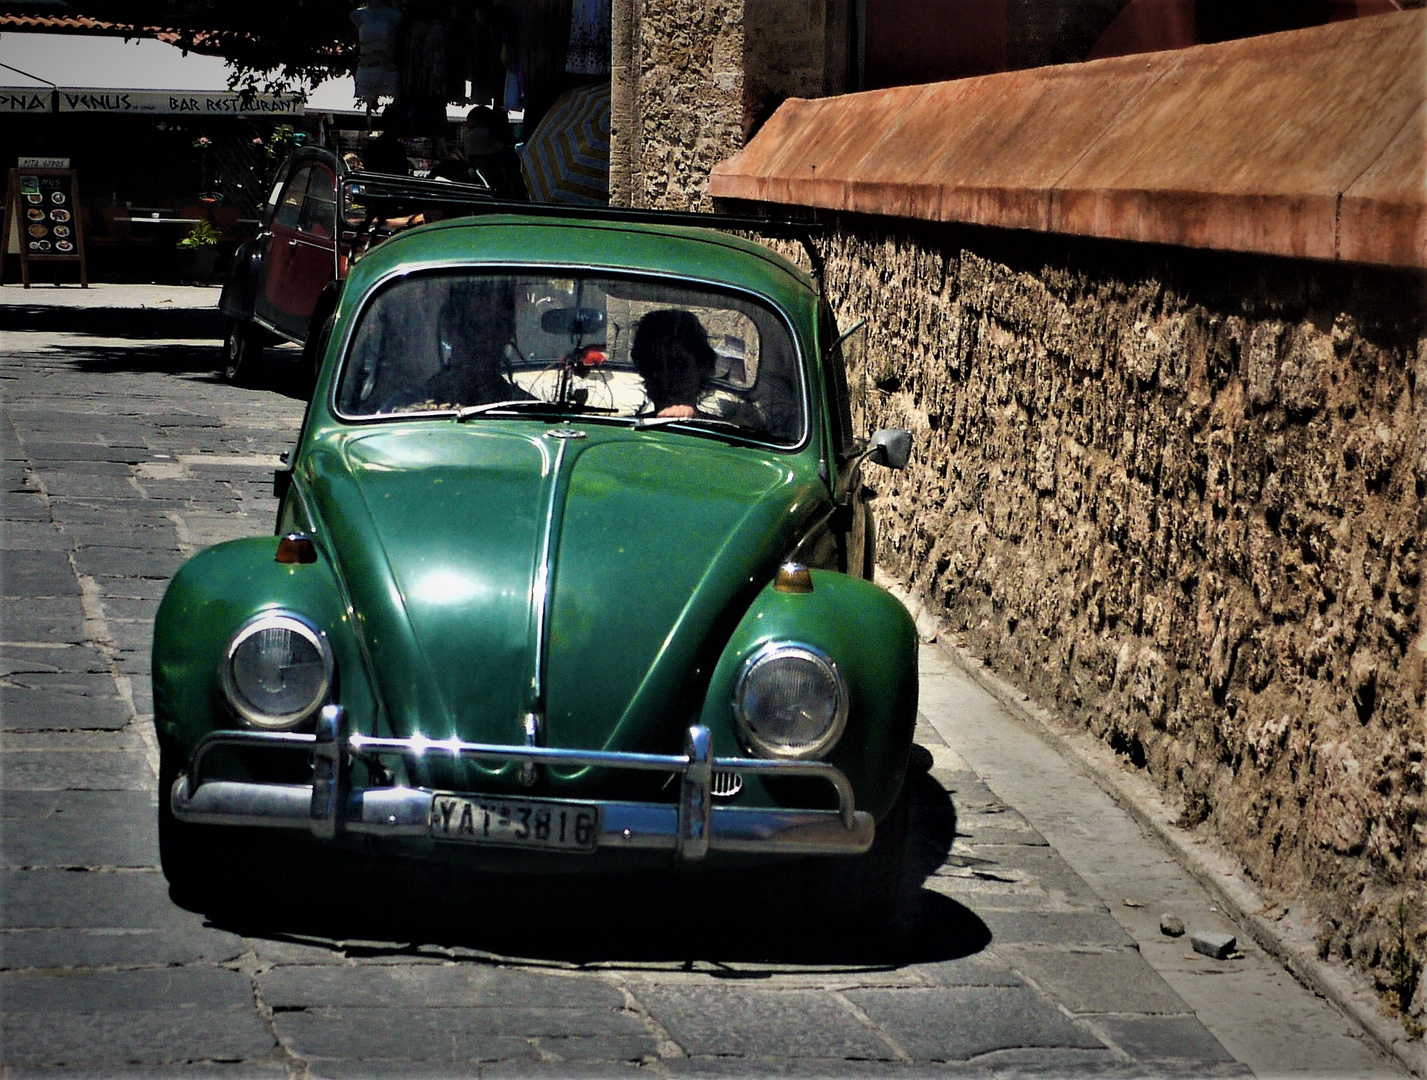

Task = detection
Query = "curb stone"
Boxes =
[880,574,1427,1079]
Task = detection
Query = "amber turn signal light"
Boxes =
[773,562,813,593]
[275,534,317,565]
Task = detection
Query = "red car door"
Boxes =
[257,164,337,342]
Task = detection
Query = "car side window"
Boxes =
[298,168,336,238]
[272,166,311,232]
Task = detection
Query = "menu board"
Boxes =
[3,168,88,287]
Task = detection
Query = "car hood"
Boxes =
[304,423,824,757]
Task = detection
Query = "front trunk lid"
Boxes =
[304,422,823,791]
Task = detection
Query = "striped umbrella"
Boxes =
[520,83,611,206]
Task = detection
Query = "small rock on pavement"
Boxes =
[1160,913,1185,937]
[1191,930,1237,959]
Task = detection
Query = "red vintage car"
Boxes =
[218,147,492,388]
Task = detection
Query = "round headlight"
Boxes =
[222,613,333,730]
[733,642,848,759]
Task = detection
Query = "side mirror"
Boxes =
[867,428,911,470]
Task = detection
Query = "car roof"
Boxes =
[342,213,819,314]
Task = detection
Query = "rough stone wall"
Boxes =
[821,218,1426,1015]
[611,0,844,209]
[613,0,746,209]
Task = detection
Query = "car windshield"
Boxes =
[334,271,805,446]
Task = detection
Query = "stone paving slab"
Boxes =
[1,522,70,550]
[2,964,255,1011]
[257,964,627,1010]
[5,1066,286,1079]
[98,596,165,621]
[992,946,1191,1015]
[1092,1015,1241,1063]
[634,986,897,1060]
[845,985,1108,1062]
[0,1009,277,1070]
[0,789,158,867]
[0,644,110,676]
[18,443,151,463]
[3,551,82,597]
[1,493,51,522]
[0,687,131,731]
[1,599,89,643]
[1,869,194,930]
[270,1012,534,1064]
[0,925,248,970]
[72,547,185,581]
[89,576,170,601]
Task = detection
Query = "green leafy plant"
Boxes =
[177,221,221,249]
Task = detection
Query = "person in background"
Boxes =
[461,106,525,199]
[364,105,410,175]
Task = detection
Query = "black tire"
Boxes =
[300,312,335,399]
[794,782,909,937]
[840,782,910,927]
[157,739,228,908]
[222,319,263,385]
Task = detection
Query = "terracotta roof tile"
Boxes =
[711,10,1427,269]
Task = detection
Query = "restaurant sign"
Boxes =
[0,90,51,113]
[0,89,304,115]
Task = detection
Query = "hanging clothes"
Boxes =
[352,0,403,104]
[565,0,611,76]
[403,19,449,100]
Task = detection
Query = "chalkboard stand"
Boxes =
[3,168,88,288]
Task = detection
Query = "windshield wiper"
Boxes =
[456,399,622,421]
[634,415,743,432]
[456,400,565,421]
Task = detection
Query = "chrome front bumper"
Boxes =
[171,706,874,860]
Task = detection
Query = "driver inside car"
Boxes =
[424,280,532,408]
[631,309,718,418]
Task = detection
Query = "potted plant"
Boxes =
[175,220,221,283]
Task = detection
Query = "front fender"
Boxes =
[217,239,265,323]
[699,570,918,821]
[152,536,364,752]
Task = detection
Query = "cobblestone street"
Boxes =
[0,286,1405,1078]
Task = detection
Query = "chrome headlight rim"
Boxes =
[221,610,334,731]
[732,640,849,760]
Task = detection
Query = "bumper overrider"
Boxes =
[171,705,875,860]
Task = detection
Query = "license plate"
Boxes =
[429,794,600,852]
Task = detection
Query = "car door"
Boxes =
[256,163,337,342]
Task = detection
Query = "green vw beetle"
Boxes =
[153,207,917,920]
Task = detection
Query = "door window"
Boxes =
[272,166,311,231]
[298,169,336,238]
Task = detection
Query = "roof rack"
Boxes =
[460,201,827,284]
[341,178,827,286]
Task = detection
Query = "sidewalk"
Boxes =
[0,282,222,310]
[901,580,1424,1078]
